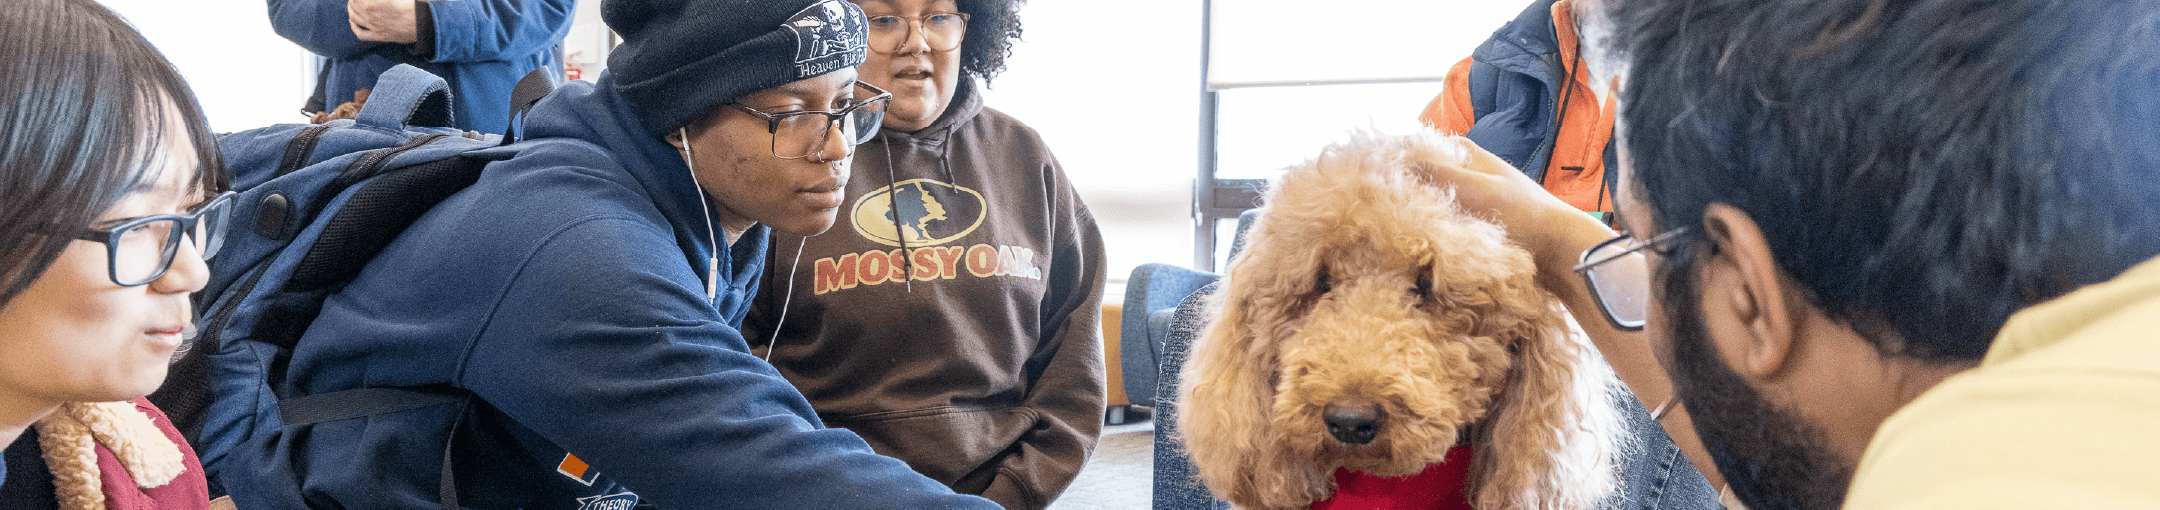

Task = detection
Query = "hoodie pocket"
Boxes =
[821,404,1041,485]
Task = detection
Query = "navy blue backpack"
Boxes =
[148,64,552,509]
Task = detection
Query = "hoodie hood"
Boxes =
[869,75,983,153]
[516,72,769,313]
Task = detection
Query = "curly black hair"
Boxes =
[954,0,1022,83]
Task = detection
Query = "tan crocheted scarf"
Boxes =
[33,401,185,510]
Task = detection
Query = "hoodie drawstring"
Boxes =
[937,125,957,183]
[879,122,961,293]
[882,138,914,292]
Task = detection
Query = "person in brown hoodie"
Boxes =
[743,1,1106,508]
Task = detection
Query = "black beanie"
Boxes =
[604,0,868,136]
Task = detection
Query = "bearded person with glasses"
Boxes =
[0,0,229,507]
[203,0,1007,507]
[741,1,1107,508]
[1418,0,2160,508]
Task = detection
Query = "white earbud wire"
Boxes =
[762,236,805,363]
[680,127,722,301]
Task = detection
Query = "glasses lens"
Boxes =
[1584,242,1651,329]
[866,13,968,53]
[921,13,966,51]
[848,98,887,145]
[193,196,231,261]
[867,15,907,52]
[771,114,829,159]
[111,218,181,286]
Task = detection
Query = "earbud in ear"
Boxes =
[668,127,689,150]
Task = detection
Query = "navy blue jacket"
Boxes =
[269,0,572,134]
[1450,0,1619,185]
[278,74,998,509]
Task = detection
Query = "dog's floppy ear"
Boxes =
[1178,213,1336,509]
[1470,280,1622,510]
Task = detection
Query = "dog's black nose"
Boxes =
[1323,401,1385,445]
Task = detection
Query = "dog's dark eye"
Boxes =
[1412,273,1434,304]
[1315,267,1333,294]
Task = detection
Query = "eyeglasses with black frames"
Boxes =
[865,11,970,53]
[1572,228,1688,331]
[725,81,892,160]
[69,191,235,287]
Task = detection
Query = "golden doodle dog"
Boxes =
[1179,132,1624,510]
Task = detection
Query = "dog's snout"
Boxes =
[1322,401,1386,445]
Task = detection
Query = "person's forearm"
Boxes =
[1524,209,1723,489]
[1530,210,1670,412]
[423,0,576,62]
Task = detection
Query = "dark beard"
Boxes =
[1661,265,1853,509]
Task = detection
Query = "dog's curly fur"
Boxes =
[1179,132,1624,510]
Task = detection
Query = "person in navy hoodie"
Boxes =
[217,0,1002,508]
[270,0,574,133]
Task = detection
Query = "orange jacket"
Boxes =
[1420,0,1616,213]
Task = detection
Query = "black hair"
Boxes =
[954,0,1022,83]
[1610,0,2160,364]
[0,0,226,307]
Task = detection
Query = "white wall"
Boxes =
[975,0,1207,288]
[98,0,316,133]
[1207,0,1510,87]
[983,0,1524,283]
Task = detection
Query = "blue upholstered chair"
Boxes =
[1150,282,1234,510]
[1117,263,1217,418]
[1118,209,1262,415]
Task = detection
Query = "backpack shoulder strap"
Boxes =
[278,388,466,427]
[280,388,471,510]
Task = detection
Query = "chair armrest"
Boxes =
[1120,263,1219,408]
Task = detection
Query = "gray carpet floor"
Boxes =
[1048,419,1156,509]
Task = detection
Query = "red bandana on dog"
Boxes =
[1311,444,1476,510]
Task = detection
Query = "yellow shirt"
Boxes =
[1846,256,2160,509]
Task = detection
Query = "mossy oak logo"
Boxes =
[815,179,1039,295]
[851,178,985,247]
[784,0,867,78]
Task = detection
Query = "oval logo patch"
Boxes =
[850,178,986,247]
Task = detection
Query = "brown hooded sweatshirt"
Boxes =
[743,77,1107,510]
